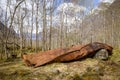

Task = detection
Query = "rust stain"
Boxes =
[22,42,113,67]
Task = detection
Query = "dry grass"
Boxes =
[0,49,120,80]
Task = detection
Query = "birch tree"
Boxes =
[35,0,39,52]
[42,0,46,51]
[30,0,34,51]
[4,0,25,59]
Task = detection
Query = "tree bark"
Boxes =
[36,1,39,52]
[42,0,46,51]
[30,2,34,51]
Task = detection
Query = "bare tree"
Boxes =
[19,1,27,55]
[35,0,39,52]
[30,1,34,51]
[42,0,46,51]
[3,0,25,59]
[48,0,54,50]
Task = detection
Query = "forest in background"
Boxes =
[0,0,120,60]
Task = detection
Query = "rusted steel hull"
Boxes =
[22,48,68,67]
[22,42,113,67]
[54,42,113,62]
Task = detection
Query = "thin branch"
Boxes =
[6,0,25,42]
[9,0,25,28]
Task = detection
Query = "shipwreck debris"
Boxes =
[22,42,113,67]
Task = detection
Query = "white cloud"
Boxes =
[0,0,7,10]
[57,3,86,13]
[91,0,115,14]
[51,3,86,27]
[100,0,115,4]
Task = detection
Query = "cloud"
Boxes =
[52,3,86,27]
[90,0,115,13]
[0,0,7,10]
[57,3,86,13]
[100,0,115,3]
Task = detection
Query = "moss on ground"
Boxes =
[0,49,120,80]
[111,49,120,63]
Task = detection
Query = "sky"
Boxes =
[0,0,115,34]
[54,0,101,9]
[0,0,114,13]
[94,0,100,7]
[54,0,114,8]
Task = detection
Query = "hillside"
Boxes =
[0,21,20,56]
[0,21,19,43]
[80,0,120,48]
[0,0,120,80]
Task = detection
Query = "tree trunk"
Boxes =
[36,2,39,52]
[4,44,8,59]
[30,2,34,51]
[60,12,63,48]
[20,17,23,55]
[42,0,46,51]
[49,1,53,50]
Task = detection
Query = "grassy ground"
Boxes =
[0,49,120,80]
